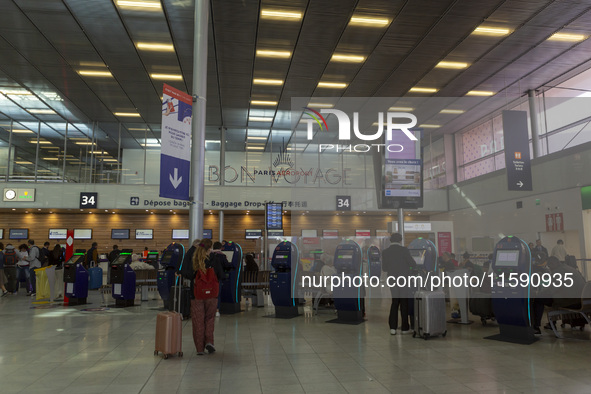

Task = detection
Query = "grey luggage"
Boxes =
[413,289,447,340]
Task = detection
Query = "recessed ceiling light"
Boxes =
[136,42,174,51]
[15,161,32,165]
[116,1,161,10]
[114,112,141,117]
[78,70,112,77]
[102,159,119,162]
[247,146,265,150]
[253,78,284,85]
[250,100,278,106]
[307,103,334,108]
[29,140,52,144]
[388,106,414,111]
[440,109,465,114]
[436,61,469,69]
[43,157,59,161]
[409,87,438,93]
[11,129,33,133]
[256,50,291,58]
[0,89,31,95]
[466,90,495,96]
[75,142,95,146]
[473,26,511,36]
[141,143,160,147]
[28,109,56,114]
[420,124,441,128]
[331,54,366,63]
[249,116,273,122]
[317,82,347,89]
[548,32,587,42]
[260,9,302,20]
[349,16,390,26]
[247,136,267,140]
[150,73,183,80]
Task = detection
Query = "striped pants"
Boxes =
[191,298,217,353]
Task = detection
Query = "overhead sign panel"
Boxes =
[502,110,533,191]
[160,84,192,201]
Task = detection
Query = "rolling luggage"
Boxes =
[469,291,494,325]
[5,266,17,293]
[154,284,183,359]
[413,289,447,340]
[88,263,103,290]
[168,285,191,319]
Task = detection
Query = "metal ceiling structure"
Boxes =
[1,0,591,162]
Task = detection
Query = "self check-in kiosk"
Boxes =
[220,241,243,314]
[408,238,438,274]
[332,240,364,323]
[367,245,381,279]
[110,249,136,307]
[157,243,185,303]
[310,250,325,273]
[487,236,536,344]
[63,249,88,305]
[269,241,299,318]
[145,251,159,270]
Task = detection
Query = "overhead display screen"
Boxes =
[73,229,92,240]
[135,229,153,240]
[49,229,68,240]
[111,229,130,239]
[266,203,283,230]
[9,228,28,240]
[245,229,262,239]
[172,229,189,240]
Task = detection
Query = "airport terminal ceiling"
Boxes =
[1,0,591,167]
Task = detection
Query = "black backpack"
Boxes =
[4,248,16,266]
[39,247,50,267]
[565,255,578,269]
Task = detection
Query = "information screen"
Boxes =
[410,249,426,265]
[49,229,68,240]
[172,229,189,240]
[202,229,213,239]
[495,250,520,267]
[274,254,288,259]
[65,255,83,265]
[73,229,92,240]
[337,250,354,259]
[111,229,130,239]
[245,229,262,239]
[266,203,283,230]
[113,254,130,265]
[135,229,153,240]
[160,252,173,265]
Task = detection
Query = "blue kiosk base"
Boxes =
[327,310,365,325]
[269,305,299,319]
[220,302,241,314]
[484,324,538,345]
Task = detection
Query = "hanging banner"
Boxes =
[160,84,192,201]
[437,232,452,256]
[502,110,533,191]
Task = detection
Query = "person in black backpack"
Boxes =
[108,245,121,263]
[86,242,98,268]
[40,242,50,267]
[3,244,17,294]
[0,243,8,296]
[27,240,41,297]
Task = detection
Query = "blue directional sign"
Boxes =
[159,84,192,201]
[159,154,190,200]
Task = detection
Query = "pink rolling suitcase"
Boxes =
[155,284,184,359]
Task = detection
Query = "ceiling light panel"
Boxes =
[256,50,291,58]
[260,9,302,20]
[307,103,334,108]
[249,117,274,122]
[150,73,183,80]
[116,1,162,10]
[78,70,113,77]
[436,61,469,69]
[136,42,175,51]
[548,32,587,42]
[409,87,438,93]
[388,106,414,111]
[251,100,278,106]
[473,26,511,36]
[349,16,390,26]
[28,109,56,114]
[440,109,465,114]
[466,90,495,96]
[317,82,347,89]
[331,54,366,63]
[114,112,141,117]
[253,78,284,85]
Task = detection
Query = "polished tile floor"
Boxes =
[2,290,591,394]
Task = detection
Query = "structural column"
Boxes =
[528,90,542,159]
[397,208,405,245]
[188,0,209,242]
[219,210,224,242]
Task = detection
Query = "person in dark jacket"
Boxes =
[244,254,259,272]
[48,244,64,269]
[108,245,121,263]
[381,233,417,335]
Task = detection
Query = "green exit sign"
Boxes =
[581,186,591,210]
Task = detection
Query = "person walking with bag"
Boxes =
[191,239,223,355]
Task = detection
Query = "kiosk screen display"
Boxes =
[222,251,234,262]
[337,250,354,259]
[274,254,288,259]
[495,250,520,267]
[113,254,129,265]
[410,250,426,265]
[160,252,173,266]
[65,255,82,265]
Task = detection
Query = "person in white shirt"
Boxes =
[551,239,568,262]
[16,244,31,295]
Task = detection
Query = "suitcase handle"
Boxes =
[173,274,183,314]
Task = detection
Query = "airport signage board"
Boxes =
[9,228,28,239]
[80,192,98,209]
[268,230,284,237]
[545,213,564,232]
[202,229,213,239]
[160,84,192,201]
[0,229,3,239]
[323,230,338,239]
[336,195,351,211]
[265,203,283,230]
[392,222,432,232]
[502,110,533,191]
[49,229,68,240]
[245,229,262,239]
[355,229,371,238]
[135,229,153,240]
[3,188,35,202]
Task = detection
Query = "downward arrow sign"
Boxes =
[169,168,182,189]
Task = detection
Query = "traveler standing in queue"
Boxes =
[190,239,223,355]
[16,244,31,295]
[382,233,417,335]
[211,242,229,317]
[48,244,64,268]
[0,243,8,296]
[534,239,548,255]
[26,240,41,297]
[551,239,568,262]
[108,245,121,263]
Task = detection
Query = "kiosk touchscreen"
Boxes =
[63,249,88,305]
[408,238,438,274]
[146,251,159,270]
[220,241,243,314]
[367,245,381,279]
[487,236,536,344]
[332,241,364,323]
[110,249,136,307]
[157,243,186,303]
[269,241,299,318]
